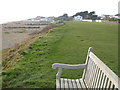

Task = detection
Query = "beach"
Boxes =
[2,21,49,50]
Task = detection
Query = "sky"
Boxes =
[0,0,119,24]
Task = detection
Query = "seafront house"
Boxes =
[74,15,83,21]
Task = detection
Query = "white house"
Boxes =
[95,20,102,22]
[27,16,55,22]
[100,14,118,20]
[35,16,47,21]
[47,17,55,22]
[82,19,92,22]
[74,15,93,22]
[74,15,83,21]
[109,15,118,19]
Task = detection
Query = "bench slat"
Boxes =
[97,70,104,88]
[91,63,97,88]
[100,74,106,89]
[61,78,64,88]
[71,79,77,88]
[94,68,101,88]
[102,75,107,89]
[84,58,91,80]
[88,59,95,88]
[84,58,92,87]
[87,59,92,88]
[75,79,82,88]
[80,79,87,89]
[56,79,60,89]
[58,78,87,89]
[110,83,114,89]
[67,79,73,88]
[106,79,111,89]
[64,79,69,88]
[82,47,93,80]
[90,61,96,88]
[97,70,103,88]
[92,65,99,88]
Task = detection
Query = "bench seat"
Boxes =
[56,78,86,89]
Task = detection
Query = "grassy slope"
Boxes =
[2,21,118,88]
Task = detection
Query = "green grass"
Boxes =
[13,30,26,33]
[2,21,118,88]
[4,32,10,34]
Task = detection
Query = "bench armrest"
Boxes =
[52,63,86,69]
[52,63,86,79]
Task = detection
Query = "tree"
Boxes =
[91,15,98,20]
[73,11,89,19]
[56,13,73,21]
[87,11,97,20]
[89,11,95,15]
[62,13,68,18]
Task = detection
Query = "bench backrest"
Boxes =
[82,47,119,89]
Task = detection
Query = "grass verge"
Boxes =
[2,21,118,88]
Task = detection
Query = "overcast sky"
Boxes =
[0,0,119,24]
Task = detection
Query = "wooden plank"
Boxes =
[84,60,90,83]
[87,59,93,88]
[102,75,107,89]
[108,81,112,89]
[100,74,106,90]
[88,59,95,88]
[82,47,93,79]
[103,77,109,89]
[112,84,115,90]
[89,52,119,88]
[90,62,96,88]
[96,70,102,89]
[79,79,87,89]
[61,78,64,89]
[94,68,101,88]
[92,65,99,89]
[56,79,60,89]
[84,58,91,86]
[110,83,114,90]
[106,79,111,89]
[71,79,77,88]
[75,79,82,89]
[52,63,86,69]
[91,63,97,88]
[68,79,73,89]
[98,72,104,88]
[85,59,93,88]
[64,79,69,88]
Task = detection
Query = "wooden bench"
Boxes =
[52,47,120,89]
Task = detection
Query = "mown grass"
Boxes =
[2,21,118,88]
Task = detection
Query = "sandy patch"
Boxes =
[2,21,49,49]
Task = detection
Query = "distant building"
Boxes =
[95,20,102,22]
[100,14,118,20]
[74,15,83,21]
[47,16,55,23]
[35,16,47,21]
[27,16,55,22]
[73,15,93,22]
[109,15,118,19]
[82,19,92,22]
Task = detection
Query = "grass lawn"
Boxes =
[2,21,118,88]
